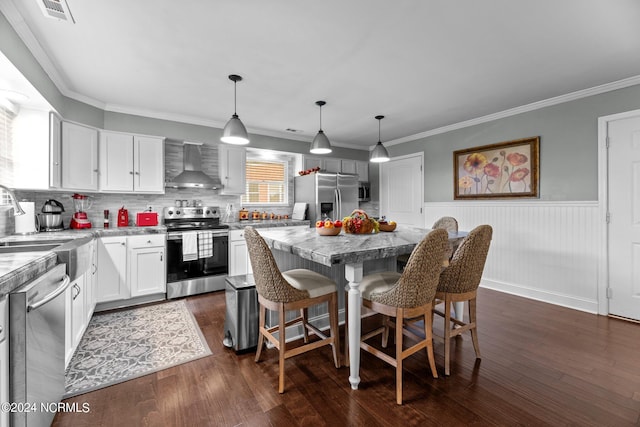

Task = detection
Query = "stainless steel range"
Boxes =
[164,206,229,299]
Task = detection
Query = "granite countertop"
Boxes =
[258,225,467,267]
[0,226,167,297]
[224,219,309,229]
[0,251,58,297]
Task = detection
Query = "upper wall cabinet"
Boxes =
[219,145,246,195]
[303,156,369,182]
[356,160,369,182]
[61,121,99,191]
[99,131,165,193]
[49,112,62,189]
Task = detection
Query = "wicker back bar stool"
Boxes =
[433,224,492,375]
[359,228,449,404]
[244,226,340,393]
[397,216,459,271]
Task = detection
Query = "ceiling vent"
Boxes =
[37,0,75,23]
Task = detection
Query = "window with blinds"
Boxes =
[241,159,287,204]
[0,104,16,204]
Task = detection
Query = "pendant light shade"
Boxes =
[221,74,249,145]
[310,100,332,154]
[370,115,390,163]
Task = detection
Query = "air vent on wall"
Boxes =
[37,0,75,23]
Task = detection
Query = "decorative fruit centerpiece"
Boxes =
[342,209,379,234]
[316,218,342,236]
[378,216,397,232]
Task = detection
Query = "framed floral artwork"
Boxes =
[454,136,539,199]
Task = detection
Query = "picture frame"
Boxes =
[453,136,539,199]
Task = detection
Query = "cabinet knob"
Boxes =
[147,240,152,244]
[135,172,140,175]
[121,242,125,246]
[129,171,134,175]
[93,169,99,173]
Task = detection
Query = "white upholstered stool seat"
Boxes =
[282,269,336,298]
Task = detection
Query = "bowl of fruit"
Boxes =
[316,218,342,236]
[342,209,379,234]
[378,216,397,232]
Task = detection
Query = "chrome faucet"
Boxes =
[0,184,25,215]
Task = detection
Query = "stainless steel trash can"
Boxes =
[223,274,259,352]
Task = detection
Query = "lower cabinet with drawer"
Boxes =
[229,229,253,277]
[128,234,166,297]
[96,233,166,311]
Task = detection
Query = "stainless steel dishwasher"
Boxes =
[9,263,71,427]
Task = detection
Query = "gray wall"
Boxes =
[387,84,640,202]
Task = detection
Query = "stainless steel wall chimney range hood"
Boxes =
[165,142,222,189]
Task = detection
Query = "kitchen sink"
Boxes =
[0,237,93,281]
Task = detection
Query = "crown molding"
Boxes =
[382,74,640,148]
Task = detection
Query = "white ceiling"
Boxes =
[2,0,640,150]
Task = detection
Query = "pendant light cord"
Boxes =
[233,80,237,116]
[319,104,323,131]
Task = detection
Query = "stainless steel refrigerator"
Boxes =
[294,172,359,225]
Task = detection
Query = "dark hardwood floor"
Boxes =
[52,288,640,426]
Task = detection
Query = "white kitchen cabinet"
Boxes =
[96,236,128,303]
[356,160,369,182]
[61,121,99,190]
[303,156,323,171]
[49,112,62,189]
[341,159,357,175]
[85,239,97,322]
[127,234,166,297]
[219,145,246,195]
[323,158,342,173]
[229,229,252,276]
[304,156,368,181]
[0,297,8,427]
[99,131,165,193]
[65,275,86,367]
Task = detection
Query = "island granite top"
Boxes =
[257,225,467,267]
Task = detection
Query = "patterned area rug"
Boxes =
[64,300,211,398]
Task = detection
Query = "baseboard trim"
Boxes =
[480,279,598,314]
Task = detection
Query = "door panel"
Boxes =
[608,115,640,320]
[380,154,423,226]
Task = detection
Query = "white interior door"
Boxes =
[608,114,640,321]
[379,153,423,226]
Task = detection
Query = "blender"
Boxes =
[70,193,92,229]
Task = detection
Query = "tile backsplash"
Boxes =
[12,143,295,229]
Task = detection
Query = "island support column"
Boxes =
[345,262,363,390]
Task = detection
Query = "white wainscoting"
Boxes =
[425,201,602,313]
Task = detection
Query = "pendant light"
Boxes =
[310,100,332,154]
[370,115,390,163]
[221,74,249,145]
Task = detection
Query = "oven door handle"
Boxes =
[167,232,228,240]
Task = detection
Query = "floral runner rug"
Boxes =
[64,300,211,398]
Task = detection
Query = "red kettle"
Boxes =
[117,206,129,227]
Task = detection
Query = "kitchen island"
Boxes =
[257,225,467,390]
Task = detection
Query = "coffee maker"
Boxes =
[70,193,92,229]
